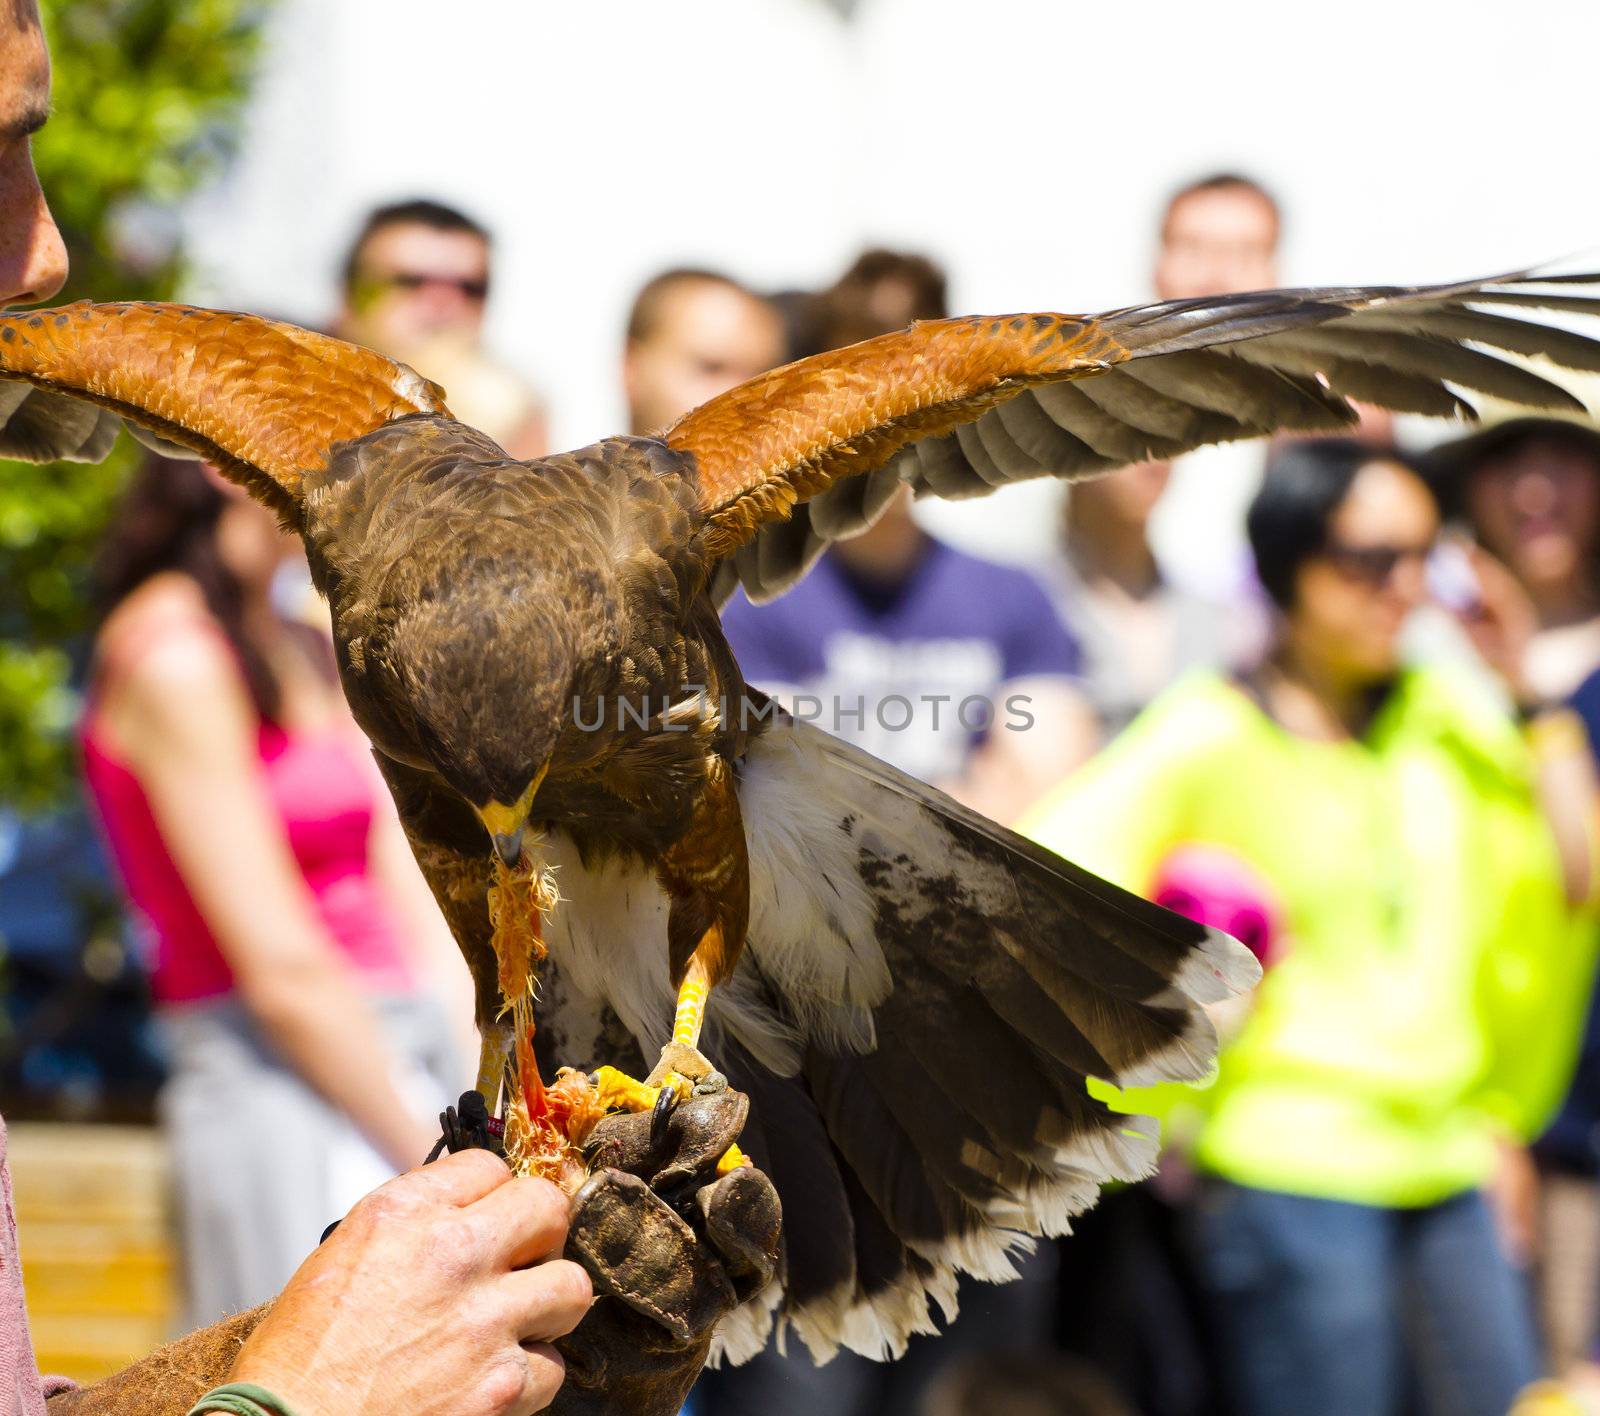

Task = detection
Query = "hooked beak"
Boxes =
[476,767,547,869]
[491,827,525,869]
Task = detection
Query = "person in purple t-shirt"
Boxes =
[721,485,1094,823]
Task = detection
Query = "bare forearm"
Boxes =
[1528,708,1599,905]
[244,964,436,1171]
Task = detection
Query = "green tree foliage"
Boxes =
[0,0,274,812]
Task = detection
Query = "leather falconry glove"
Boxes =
[551,1086,781,1416]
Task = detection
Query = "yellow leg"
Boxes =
[646,954,716,1089]
[673,955,712,1050]
[588,951,745,1172]
[475,1018,513,1103]
[591,953,722,1113]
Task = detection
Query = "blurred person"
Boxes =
[1146,173,1283,605]
[816,246,948,347]
[1432,399,1600,702]
[1147,173,1396,608]
[1049,462,1240,1413]
[0,8,593,1415]
[762,250,948,366]
[1151,172,1280,304]
[725,484,1096,823]
[1429,397,1600,1379]
[336,197,491,355]
[1025,439,1598,1416]
[1052,458,1243,741]
[766,286,827,363]
[621,266,786,435]
[336,198,547,458]
[80,454,473,1325]
[1542,656,1600,1383]
[719,250,1097,822]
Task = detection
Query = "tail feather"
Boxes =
[721,703,1258,1361]
[806,1050,966,1255]
[541,702,1255,1365]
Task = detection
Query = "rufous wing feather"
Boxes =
[0,302,450,522]
[670,269,1600,604]
[666,312,1123,561]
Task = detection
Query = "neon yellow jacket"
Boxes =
[1022,668,1593,1207]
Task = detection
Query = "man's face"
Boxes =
[341,221,491,356]
[623,280,785,435]
[0,1,67,310]
[1154,185,1279,302]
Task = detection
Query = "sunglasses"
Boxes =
[366,269,490,301]
[1319,539,1433,587]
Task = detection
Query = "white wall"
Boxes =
[184,0,1600,560]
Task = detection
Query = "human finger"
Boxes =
[468,1342,568,1416]
[516,1342,567,1415]
[393,1146,514,1209]
[497,1257,595,1343]
[467,1173,572,1268]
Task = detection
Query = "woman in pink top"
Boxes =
[81,452,472,1326]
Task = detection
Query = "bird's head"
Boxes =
[381,585,577,867]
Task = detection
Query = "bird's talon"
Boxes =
[591,1063,693,1116]
[591,1064,658,1114]
[650,1083,680,1144]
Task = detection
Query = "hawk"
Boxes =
[5,269,1598,1359]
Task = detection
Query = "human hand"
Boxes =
[1450,542,1539,702]
[550,1088,782,1416]
[229,1149,592,1416]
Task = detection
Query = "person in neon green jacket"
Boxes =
[1023,438,1597,1416]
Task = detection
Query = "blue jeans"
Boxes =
[1191,1181,1540,1416]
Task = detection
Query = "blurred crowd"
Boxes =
[7,170,1600,1416]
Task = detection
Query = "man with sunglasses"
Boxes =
[333,198,546,460]
[336,198,493,355]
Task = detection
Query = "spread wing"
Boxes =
[0,301,450,523]
[665,269,1600,603]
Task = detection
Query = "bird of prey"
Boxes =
[5,269,1600,1360]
